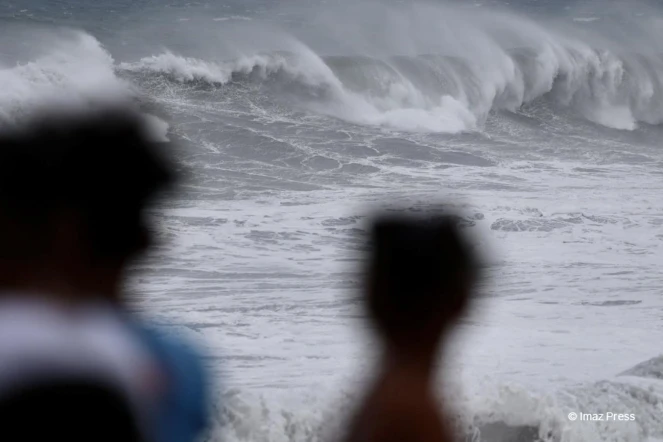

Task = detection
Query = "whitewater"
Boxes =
[1,0,663,441]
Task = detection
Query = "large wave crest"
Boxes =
[118,3,663,133]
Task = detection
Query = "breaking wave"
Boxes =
[122,45,663,133]
[0,29,169,140]
[117,3,663,134]
[6,3,663,134]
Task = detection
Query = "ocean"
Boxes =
[1,0,663,440]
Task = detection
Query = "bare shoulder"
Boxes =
[343,377,456,442]
[373,385,454,442]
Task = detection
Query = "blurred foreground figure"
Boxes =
[0,112,152,440]
[344,214,479,442]
[0,109,209,442]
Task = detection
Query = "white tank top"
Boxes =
[0,296,160,434]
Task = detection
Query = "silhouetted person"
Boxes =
[20,110,175,303]
[343,214,479,442]
[0,116,152,441]
[4,108,209,442]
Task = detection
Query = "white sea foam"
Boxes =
[0,30,169,139]
[119,3,663,133]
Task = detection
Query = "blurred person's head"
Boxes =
[0,133,60,292]
[364,214,479,360]
[0,108,175,303]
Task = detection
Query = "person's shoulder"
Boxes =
[132,323,210,402]
[134,323,211,434]
[0,299,149,440]
[375,384,449,442]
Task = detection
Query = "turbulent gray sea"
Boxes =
[2,0,663,440]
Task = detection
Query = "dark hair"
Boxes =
[0,109,175,263]
[365,214,479,343]
[0,131,59,260]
